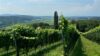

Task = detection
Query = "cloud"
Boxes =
[61,0,100,16]
[91,0,100,10]
[0,0,100,16]
[24,0,53,3]
[0,3,27,14]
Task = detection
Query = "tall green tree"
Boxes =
[54,11,58,29]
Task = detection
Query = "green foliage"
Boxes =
[0,31,11,47]
[32,22,50,28]
[6,24,36,37]
[59,15,68,30]
[0,23,61,56]
[35,28,61,45]
[60,15,79,45]
[59,15,79,56]
[0,30,11,55]
[83,26,100,43]
[76,20,100,32]
[70,36,100,56]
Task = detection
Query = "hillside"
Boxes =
[67,16,100,20]
[0,15,53,28]
[0,15,100,56]
[0,14,100,28]
[69,24,100,56]
[70,36,100,56]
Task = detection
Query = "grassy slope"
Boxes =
[81,36,100,56]
[70,36,100,56]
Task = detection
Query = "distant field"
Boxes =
[31,18,54,25]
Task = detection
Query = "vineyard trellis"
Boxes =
[0,24,61,56]
[0,15,80,56]
[59,15,80,56]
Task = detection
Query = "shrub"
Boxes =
[83,26,100,43]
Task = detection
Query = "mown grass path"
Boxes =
[81,36,100,56]
[70,35,100,56]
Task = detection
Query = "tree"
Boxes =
[54,11,58,29]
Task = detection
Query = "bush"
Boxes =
[6,24,36,37]
[0,31,11,54]
[35,28,61,46]
[83,26,100,43]
[32,22,50,28]
[59,15,80,56]
[76,20,100,32]
[0,24,61,56]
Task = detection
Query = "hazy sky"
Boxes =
[0,0,100,16]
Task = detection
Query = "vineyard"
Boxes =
[0,15,100,56]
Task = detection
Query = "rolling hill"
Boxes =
[0,15,53,28]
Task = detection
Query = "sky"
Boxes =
[0,0,100,16]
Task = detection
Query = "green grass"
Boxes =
[0,41,63,56]
[44,44,63,56]
[29,41,63,56]
[70,36,100,56]
[81,36,100,56]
